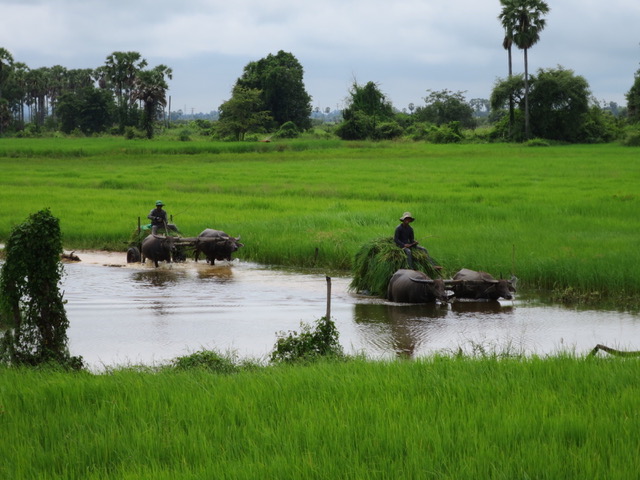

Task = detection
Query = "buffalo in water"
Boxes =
[387,269,449,304]
[447,268,517,301]
[141,234,176,268]
[193,229,243,265]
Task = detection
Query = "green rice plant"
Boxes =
[2,138,640,298]
[2,356,640,478]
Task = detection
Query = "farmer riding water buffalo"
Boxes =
[394,212,442,272]
[387,269,449,304]
[193,229,243,265]
[447,268,517,301]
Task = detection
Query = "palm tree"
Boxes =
[499,0,549,139]
[101,51,148,131]
[499,0,516,135]
[132,65,172,139]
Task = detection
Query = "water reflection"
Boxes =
[354,303,448,358]
[450,300,514,315]
[132,269,184,288]
[52,255,640,370]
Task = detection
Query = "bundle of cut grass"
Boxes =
[349,237,441,297]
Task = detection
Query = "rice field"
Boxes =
[2,356,639,479]
[1,137,639,297]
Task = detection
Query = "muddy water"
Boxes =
[55,252,640,370]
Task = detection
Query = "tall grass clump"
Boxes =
[350,236,441,296]
[270,316,343,363]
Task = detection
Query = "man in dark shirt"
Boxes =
[147,201,178,235]
[394,212,441,271]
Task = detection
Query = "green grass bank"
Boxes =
[1,137,639,299]
[2,356,639,479]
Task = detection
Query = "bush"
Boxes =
[426,122,463,144]
[0,209,83,369]
[171,349,244,373]
[271,316,343,363]
[273,121,300,139]
[124,127,145,140]
[622,128,640,147]
[373,121,403,140]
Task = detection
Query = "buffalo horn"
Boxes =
[410,277,434,284]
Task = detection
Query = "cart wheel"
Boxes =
[127,247,141,263]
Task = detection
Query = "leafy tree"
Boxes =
[0,47,14,103]
[414,89,475,128]
[235,50,312,130]
[336,81,396,140]
[132,65,172,139]
[626,68,640,124]
[57,86,115,134]
[218,85,273,140]
[499,0,550,139]
[0,209,82,368]
[491,67,605,143]
[527,66,589,142]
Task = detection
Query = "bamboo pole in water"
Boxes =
[325,276,331,319]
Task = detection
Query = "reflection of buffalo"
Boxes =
[193,229,243,265]
[447,269,516,301]
[387,269,448,303]
[354,303,447,358]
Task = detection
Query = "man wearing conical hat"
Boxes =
[394,212,442,271]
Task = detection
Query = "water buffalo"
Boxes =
[386,269,449,303]
[447,268,517,301]
[141,234,176,268]
[193,229,243,265]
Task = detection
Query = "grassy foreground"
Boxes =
[2,356,639,479]
[1,137,639,299]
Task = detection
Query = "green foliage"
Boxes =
[0,209,82,368]
[625,69,640,123]
[218,86,272,140]
[528,67,590,142]
[235,50,312,130]
[426,122,463,144]
[271,316,343,363]
[373,120,403,140]
[622,126,640,146]
[337,81,395,140]
[350,237,441,297]
[171,349,257,374]
[57,86,115,135]
[414,89,476,128]
[273,120,299,139]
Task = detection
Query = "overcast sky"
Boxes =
[2,0,639,113]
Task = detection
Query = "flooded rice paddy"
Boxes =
[54,251,640,370]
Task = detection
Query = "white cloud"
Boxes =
[0,0,637,111]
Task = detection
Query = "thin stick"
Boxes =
[325,276,332,319]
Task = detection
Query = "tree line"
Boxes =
[1,0,640,144]
[0,49,172,138]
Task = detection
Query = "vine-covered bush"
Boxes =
[0,209,82,368]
